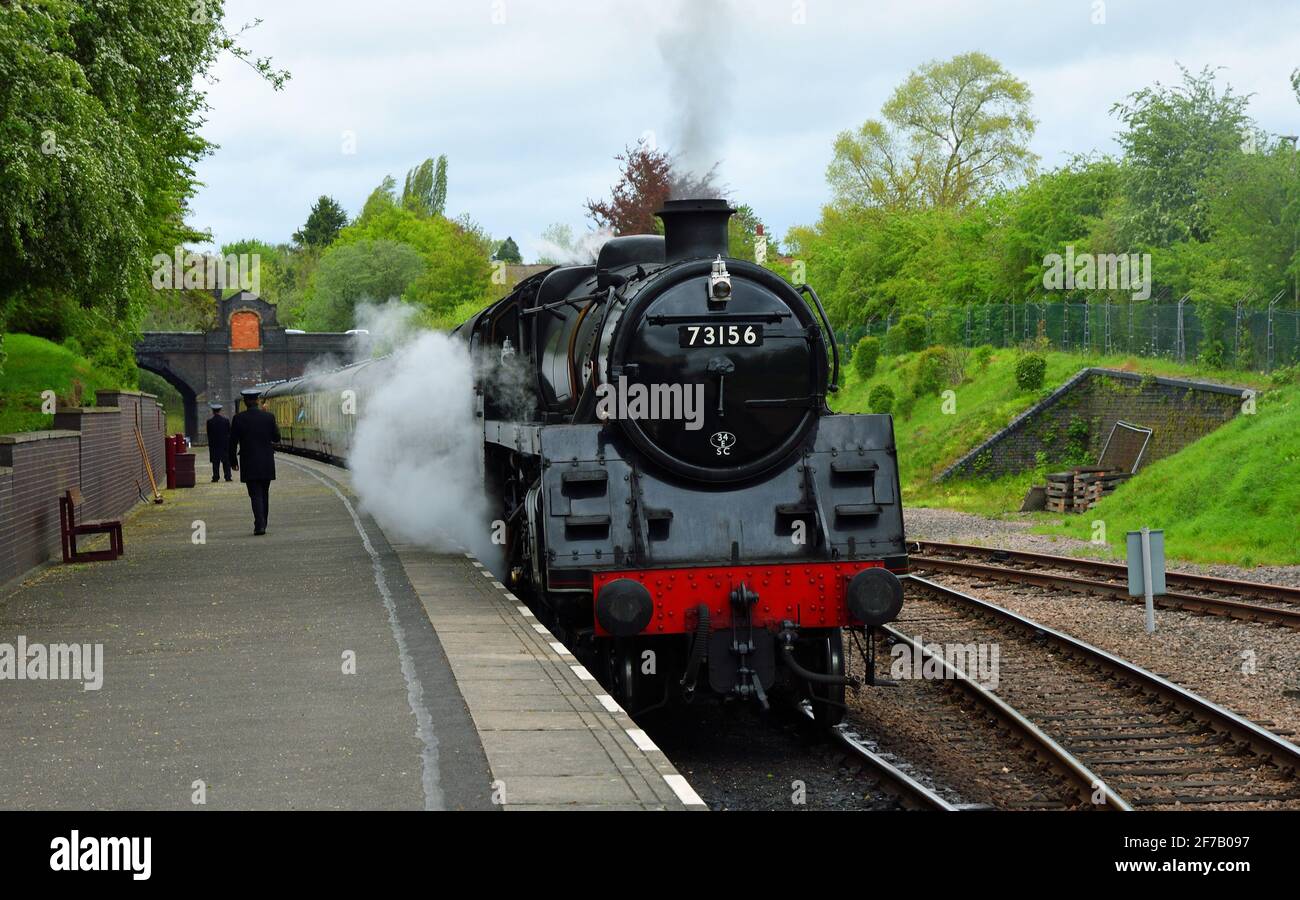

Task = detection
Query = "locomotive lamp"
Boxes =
[708,255,732,306]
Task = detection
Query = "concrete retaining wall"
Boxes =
[939,368,1247,481]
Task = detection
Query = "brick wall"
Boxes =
[0,392,166,587]
[0,431,81,584]
[52,408,122,522]
[940,369,1248,481]
[0,466,14,584]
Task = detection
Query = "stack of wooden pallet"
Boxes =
[1044,467,1131,513]
[1076,470,1131,509]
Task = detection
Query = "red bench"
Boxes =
[59,487,123,563]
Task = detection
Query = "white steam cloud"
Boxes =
[657,0,734,194]
[346,302,499,571]
[534,227,615,266]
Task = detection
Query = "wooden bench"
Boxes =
[59,487,123,563]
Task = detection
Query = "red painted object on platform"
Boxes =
[591,560,895,636]
[165,434,187,489]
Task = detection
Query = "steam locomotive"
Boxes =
[460,200,908,725]
[262,199,908,726]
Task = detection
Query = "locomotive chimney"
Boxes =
[656,198,735,263]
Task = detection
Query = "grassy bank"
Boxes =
[0,334,123,434]
[833,347,1265,515]
[834,344,1294,565]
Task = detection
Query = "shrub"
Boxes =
[1269,363,1300,387]
[912,346,950,396]
[889,313,927,354]
[893,389,916,420]
[1198,339,1226,370]
[852,335,881,380]
[867,383,895,415]
[1015,352,1047,391]
[973,344,994,371]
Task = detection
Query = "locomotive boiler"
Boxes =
[460,199,908,724]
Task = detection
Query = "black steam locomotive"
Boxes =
[460,200,908,724]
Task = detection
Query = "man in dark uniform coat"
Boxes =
[227,388,281,535]
[205,403,232,482]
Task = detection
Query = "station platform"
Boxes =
[0,455,703,811]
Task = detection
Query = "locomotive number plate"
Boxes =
[678,324,764,347]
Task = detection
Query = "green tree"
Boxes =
[293,196,348,248]
[400,155,448,218]
[431,155,449,217]
[493,237,523,263]
[332,189,491,317]
[303,240,426,331]
[0,0,286,382]
[1111,65,1252,246]
[828,52,1037,209]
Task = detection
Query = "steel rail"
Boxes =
[911,554,1300,630]
[906,574,1300,776]
[878,624,1129,811]
[799,706,958,811]
[914,540,1300,606]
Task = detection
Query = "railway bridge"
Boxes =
[134,290,353,441]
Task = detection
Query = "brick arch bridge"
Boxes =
[136,291,353,441]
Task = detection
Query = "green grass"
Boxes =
[834,345,1297,565]
[0,334,124,434]
[837,345,1263,512]
[833,347,1267,517]
[1040,383,1300,566]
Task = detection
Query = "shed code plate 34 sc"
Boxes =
[679,324,764,347]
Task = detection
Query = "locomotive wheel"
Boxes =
[805,631,846,728]
[607,641,644,712]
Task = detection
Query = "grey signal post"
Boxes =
[1127,528,1166,633]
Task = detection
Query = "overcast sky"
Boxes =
[191,0,1300,259]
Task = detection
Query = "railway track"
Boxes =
[808,708,958,810]
[893,575,1300,810]
[911,540,1300,630]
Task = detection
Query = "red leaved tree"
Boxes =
[586,139,723,235]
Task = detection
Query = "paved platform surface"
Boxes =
[0,454,703,810]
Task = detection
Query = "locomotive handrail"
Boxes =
[645,312,791,325]
[798,283,840,393]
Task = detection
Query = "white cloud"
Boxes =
[191,0,1300,255]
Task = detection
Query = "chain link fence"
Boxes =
[837,300,1300,372]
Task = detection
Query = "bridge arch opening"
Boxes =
[136,360,199,439]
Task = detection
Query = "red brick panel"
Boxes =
[230,310,261,350]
